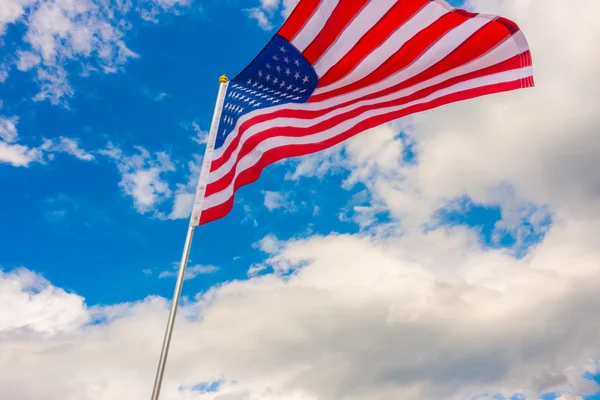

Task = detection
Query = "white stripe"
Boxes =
[203,66,533,210]
[212,27,522,166]
[312,1,448,95]
[313,0,398,77]
[208,36,520,184]
[291,0,340,52]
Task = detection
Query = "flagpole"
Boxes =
[150,75,229,400]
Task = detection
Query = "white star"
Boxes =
[255,102,262,107]
[294,72,300,80]
[293,96,301,100]
[258,70,263,78]
[258,84,264,89]
[252,82,259,87]
[276,65,282,73]
[284,57,289,64]
[285,68,291,76]
[300,89,307,93]
[279,46,286,53]
[265,63,271,69]
[294,59,300,67]
[273,55,279,61]
[238,108,244,113]
[267,97,274,101]
[266,74,271,81]
[273,77,279,84]
[280,80,286,88]
[273,99,281,103]
[302,75,309,83]
[247,79,252,85]
[287,84,294,90]
[293,87,300,92]
[249,99,256,105]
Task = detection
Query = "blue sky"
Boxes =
[1,1,600,400]
[0,0,535,305]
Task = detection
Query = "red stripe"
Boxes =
[302,0,369,64]
[453,9,478,18]
[311,10,470,103]
[278,0,322,42]
[495,16,520,35]
[200,78,530,225]
[318,0,430,88]
[205,57,527,197]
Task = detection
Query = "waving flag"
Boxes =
[190,0,534,226]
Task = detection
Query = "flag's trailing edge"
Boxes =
[190,0,534,226]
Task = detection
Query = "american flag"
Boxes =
[190,0,534,226]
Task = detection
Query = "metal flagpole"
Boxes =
[150,74,229,400]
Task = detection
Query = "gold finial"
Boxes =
[219,74,229,83]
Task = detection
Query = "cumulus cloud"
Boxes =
[0,268,89,336]
[2,214,600,399]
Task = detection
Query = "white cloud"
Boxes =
[3,212,600,399]
[99,141,202,220]
[158,263,219,280]
[100,144,175,214]
[0,116,18,143]
[0,116,41,167]
[0,0,191,104]
[262,190,297,212]
[0,115,93,167]
[0,141,42,166]
[15,50,41,71]
[138,0,190,22]
[0,268,89,336]
[41,137,94,161]
[162,154,203,220]
[246,7,274,31]
[246,0,299,30]
[190,122,209,145]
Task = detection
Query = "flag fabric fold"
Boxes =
[190,0,534,226]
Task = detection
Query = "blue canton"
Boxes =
[215,35,319,150]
